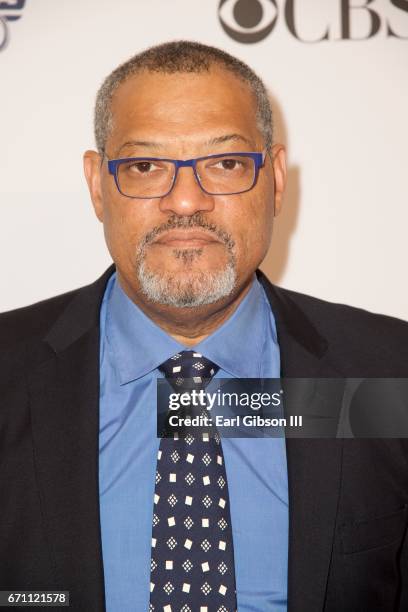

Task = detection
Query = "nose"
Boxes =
[159,165,215,216]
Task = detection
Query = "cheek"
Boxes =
[103,203,133,250]
[100,184,154,261]
[250,184,275,249]
[230,194,273,263]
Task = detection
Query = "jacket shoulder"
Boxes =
[0,288,81,351]
[0,266,114,354]
[281,285,408,331]
[278,285,408,369]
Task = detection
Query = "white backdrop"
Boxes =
[1,0,407,319]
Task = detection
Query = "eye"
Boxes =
[131,161,153,173]
[214,158,242,171]
[125,160,163,174]
[218,0,278,43]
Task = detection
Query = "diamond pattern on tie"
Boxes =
[150,350,237,611]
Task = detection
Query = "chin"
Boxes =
[136,261,237,308]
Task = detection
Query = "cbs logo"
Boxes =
[218,0,278,44]
[218,0,408,44]
[0,0,26,52]
[0,15,8,51]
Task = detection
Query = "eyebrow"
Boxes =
[205,133,254,147]
[117,140,163,154]
[116,133,254,156]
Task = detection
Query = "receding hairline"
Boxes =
[111,61,257,90]
[109,63,262,122]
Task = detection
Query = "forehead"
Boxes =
[108,67,262,152]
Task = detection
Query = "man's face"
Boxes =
[84,67,286,309]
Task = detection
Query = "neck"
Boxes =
[117,272,255,346]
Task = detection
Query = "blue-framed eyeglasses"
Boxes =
[106,151,266,199]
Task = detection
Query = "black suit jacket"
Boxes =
[1,265,408,612]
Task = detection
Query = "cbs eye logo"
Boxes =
[0,0,26,52]
[218,0,278,44]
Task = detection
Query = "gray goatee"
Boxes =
[135,214,237,308]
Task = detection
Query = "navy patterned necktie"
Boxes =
[149,350,237,612]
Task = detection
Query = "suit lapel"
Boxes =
[27,267,114,612]
[258,271,344,612]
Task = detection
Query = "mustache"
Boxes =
[139,213,236,252]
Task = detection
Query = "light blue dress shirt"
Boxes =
[99,272,288,611]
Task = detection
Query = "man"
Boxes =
[1,40,408,612]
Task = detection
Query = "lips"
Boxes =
[152,230,221,247]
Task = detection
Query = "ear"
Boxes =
[83,150,104,222]
[271,143,287,217]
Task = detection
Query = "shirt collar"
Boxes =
[106,273,184,384]
[194,275,270,378]
[105,272,272,384]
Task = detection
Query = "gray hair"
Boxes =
[94,40,273,155]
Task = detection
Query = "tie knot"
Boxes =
[159,350,219,389]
